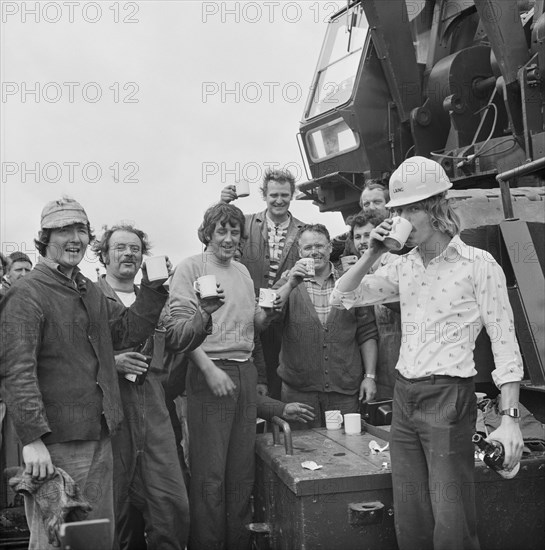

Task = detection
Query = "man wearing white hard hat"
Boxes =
[332,157,524,550]
[0,197,169,549]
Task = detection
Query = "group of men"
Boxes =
[0,156,525,550]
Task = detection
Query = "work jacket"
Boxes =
[0,262,167,446]
[240,210,305,295]
[276,278,378,395]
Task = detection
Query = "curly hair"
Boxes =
[92,224,151,266]
[261,168,296,198]
[349,212,387,240]
[34,223,95,257]
[198,203,246,246]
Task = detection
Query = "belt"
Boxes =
[396,372,473,384]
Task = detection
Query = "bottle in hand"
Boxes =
[472,433,520,479]
[124,338,153,385]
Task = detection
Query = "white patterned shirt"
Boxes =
[266,213,290,287]
[330,235,523,388]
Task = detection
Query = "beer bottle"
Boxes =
[472,433,520,479]
[124,337,153,385]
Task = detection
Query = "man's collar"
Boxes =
[39,256,81,281]
[38,257,87,291]
[408,234,472,263]
[265,210,291,228]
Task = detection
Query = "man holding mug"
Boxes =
[332,157,524,550]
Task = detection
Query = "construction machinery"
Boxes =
[254,1,545,548]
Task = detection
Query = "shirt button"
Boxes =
[325,370,328,374]
[325,383,329,388]
[324,327,329,332]
[323,344,327,348]
[325,356,329,360]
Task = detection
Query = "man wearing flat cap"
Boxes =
[0,197,169,549]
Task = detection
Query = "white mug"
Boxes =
[193,274,218,298]
[383,216,413,251]
[325,410,342,430]
[235,180,250,198]
[259,288,276,308]
[344,413,361,435]
[145,255,169,282]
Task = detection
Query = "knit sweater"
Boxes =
[276,275,378,394]
[169,252,258,359]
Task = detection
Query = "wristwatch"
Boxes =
[500,407,520,419]
[364,374,376,380]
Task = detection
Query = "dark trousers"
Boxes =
[390,375,480,550]
[187,359,257,550]
[260,322,283,399]
[114,378,189,550]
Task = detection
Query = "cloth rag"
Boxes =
[6,466,92,547]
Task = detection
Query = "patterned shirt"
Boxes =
[266,213,290,287]
[330,236,523,388]
[304,263,338,325]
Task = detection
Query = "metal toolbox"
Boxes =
[253,425,545,550]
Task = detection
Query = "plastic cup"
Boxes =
[259,288,276,308]
[145,255,169,282]
[344,413,362,435]
[325,410,342,430]
[193,274,218,298]
[383,217,413,251]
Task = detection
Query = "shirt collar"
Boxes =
[407,234,470,264]
[39,256,86,290]
[266,211,291,230]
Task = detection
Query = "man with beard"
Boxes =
[93,223,224,550]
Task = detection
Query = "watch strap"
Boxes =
[500,407,520,418]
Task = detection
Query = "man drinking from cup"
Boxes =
[272,224,378,428]
[332,156,524,550]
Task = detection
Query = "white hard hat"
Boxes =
[386,156,452,208]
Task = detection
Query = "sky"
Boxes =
[0,0,348,279]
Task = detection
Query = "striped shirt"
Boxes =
[266,214,290,287]
[304,263,338,325]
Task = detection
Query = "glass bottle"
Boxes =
[124,337,153,385]
[472,433,520,479]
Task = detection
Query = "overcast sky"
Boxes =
[0,0,348,279]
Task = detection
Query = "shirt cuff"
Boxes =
[330,288,358,310]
